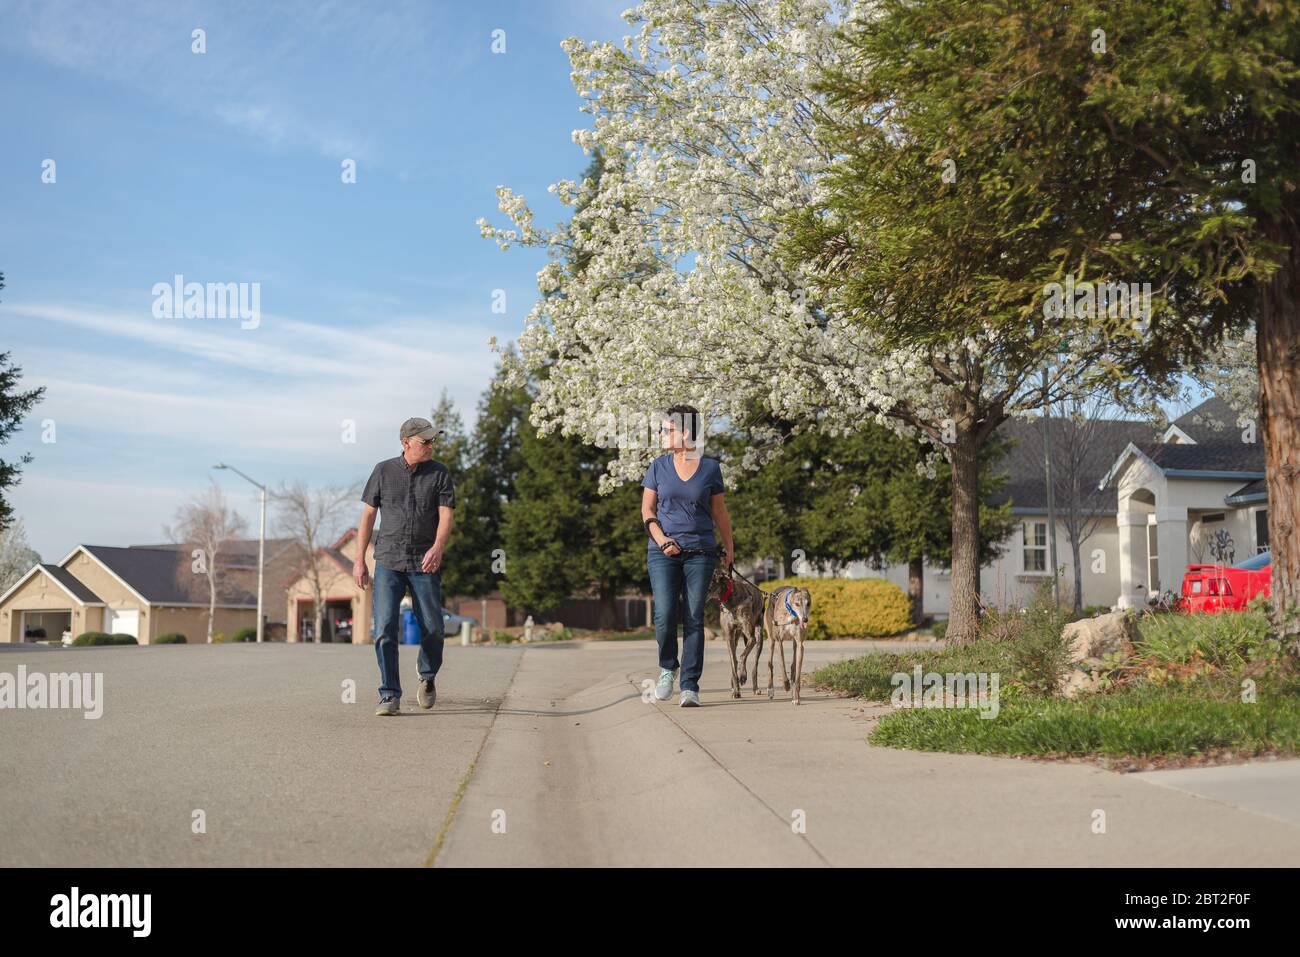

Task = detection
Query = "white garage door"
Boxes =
[104,608,140,638]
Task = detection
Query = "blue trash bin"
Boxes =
[400,607,419,645]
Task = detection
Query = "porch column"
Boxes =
[1116,510,1148,609]
[1155,506,1189,598]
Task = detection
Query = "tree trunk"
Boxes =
[207,573,216,643]
[313,593,325,644]
[597,587,617,630]
[947,428,982,644]
[1070,536,1084,615]
[907,556,925,626]
[1258,219,1300,650]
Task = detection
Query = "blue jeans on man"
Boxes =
[372,563,445,701]
[647,548,718,694]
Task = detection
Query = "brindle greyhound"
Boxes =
[707,564,767,698]
[762,585,812,704]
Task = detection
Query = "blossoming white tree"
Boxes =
[480,0,1173,641]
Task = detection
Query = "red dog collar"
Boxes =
[719,578,734,604]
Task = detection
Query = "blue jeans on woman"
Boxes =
[371,563,445,701]
[647,548,718,694]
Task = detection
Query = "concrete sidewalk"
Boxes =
[437,640,1300,867]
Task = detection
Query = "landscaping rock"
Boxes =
[1062,610,1137,664]
[1059,669,1100,699]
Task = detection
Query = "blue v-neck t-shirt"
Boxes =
[641,454,725,551]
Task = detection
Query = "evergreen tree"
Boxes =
[0,273,46,530]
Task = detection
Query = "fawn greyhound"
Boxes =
[707,564,767,698]
[763,585,812,704]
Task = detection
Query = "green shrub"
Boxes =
[765,576,912,638]
[72,631,137,646]
[1136,608,1278,676]
[231,627,257,643]
[211,631,229,643]
[1002,597,1073,695]
[931,618,949,641]
[492,630,518,643]
[73,631,113,646]
[155,633,187,644]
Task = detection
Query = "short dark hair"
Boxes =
[664,404,702,441]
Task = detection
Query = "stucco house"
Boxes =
[0,544,258,644]
[1103,397,1267,608]
[284,528,373,643]
[854,396,1267,615]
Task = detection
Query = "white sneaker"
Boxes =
[655,668,676,701]
[679,690,700,708]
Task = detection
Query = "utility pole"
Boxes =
[214,463,267,643]
[1041,368,1060,608]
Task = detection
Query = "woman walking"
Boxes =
[641,405,735,706]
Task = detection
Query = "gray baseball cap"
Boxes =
[400,417,445,441]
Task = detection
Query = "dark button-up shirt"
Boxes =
[361,456,456,572]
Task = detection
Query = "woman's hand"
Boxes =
[661,539,682,557]
[722,544,734,570]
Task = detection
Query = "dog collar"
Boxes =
[720,578,734,605]
[783,589,803,626]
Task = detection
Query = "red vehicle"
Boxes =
[1179,551,1271,613]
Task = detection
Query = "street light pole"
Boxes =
[214,463,266,644]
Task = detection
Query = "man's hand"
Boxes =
[722,545,734,570]
[421,543,444,573]
[353,558,370,590]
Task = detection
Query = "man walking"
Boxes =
[354,417,456,716]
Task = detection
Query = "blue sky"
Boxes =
[1,0,628,559]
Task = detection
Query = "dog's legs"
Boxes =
[767,635,777,699]
[723,620,741,699]
[776,629,790,693]
[751,635,764,695]
[738,634,754,688]
[791,634,803,705]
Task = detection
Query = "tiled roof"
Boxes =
[1140,440,1265,474]
[79,545,256,605]
[993,416,1159,511]
[992,396,1266,513]
[40,564,103,604]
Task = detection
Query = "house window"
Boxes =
[1022,522,1047,573]
[1256,509,1270,554]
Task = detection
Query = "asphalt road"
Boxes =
[3,639,1298,866]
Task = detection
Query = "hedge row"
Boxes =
[764,576,912,638]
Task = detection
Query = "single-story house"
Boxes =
[130,537,303,639]
[0,544,259,644]
[287,530,648,642]
[285,528,372,643]
[849,396,1269,614]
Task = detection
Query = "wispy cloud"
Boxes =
[0,0,456,163]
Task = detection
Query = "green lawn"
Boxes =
[812,606,1300,759]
